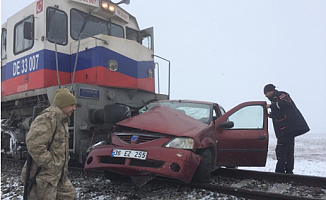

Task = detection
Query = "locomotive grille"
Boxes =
[1,94,49,110]
[115,134,163,144]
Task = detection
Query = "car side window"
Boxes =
[219,105,226,115]
[228,105,264,129]
[212,106,220,121]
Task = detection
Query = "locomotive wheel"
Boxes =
[192,149,212,182]
[1,131,24,159]
[1,133,11,154]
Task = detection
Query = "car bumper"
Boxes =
[84,145,201,183]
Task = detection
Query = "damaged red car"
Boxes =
[84,100,269,184]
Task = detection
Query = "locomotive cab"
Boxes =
[1,0,170,163]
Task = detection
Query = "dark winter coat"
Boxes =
[269,90,309,138]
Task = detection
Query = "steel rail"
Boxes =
[3,157,325,199]
[214,168,326,187]
[188,181,320,200]
[153,167,326,200]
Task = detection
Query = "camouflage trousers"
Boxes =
[28,177,76,200]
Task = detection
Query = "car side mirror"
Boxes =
[218,121,234,129]
[24,22,34,40]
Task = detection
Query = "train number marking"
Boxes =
[13,54,40,76]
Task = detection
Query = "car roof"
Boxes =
[155,99,219,106]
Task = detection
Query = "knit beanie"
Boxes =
[263,84,276,94]
[53,88,77,108]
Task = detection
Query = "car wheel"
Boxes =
[104,170,121,181]
[192,149,212,182]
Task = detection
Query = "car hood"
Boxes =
[117,106,207,137]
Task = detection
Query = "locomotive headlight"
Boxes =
[101,1,115,13]
[101,1,109,9]
[108,59,118,71]
[108,4,115,12]
[164,137,194,149]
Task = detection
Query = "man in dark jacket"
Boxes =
[264,84,309,174]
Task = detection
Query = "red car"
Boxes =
[85,100,269,183]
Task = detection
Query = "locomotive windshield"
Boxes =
[70,9,124,40]
[46,7,68,45]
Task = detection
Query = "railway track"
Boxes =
[3,157,326,199]
[156,168,326,200]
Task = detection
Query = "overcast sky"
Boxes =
[1,0,326,133]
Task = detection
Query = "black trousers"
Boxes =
[275,134,295,174]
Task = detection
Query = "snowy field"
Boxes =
[1,132,325,200]
[241,131,326,177]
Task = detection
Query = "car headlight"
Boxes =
[164,138,194,149]
[86,141,107,155]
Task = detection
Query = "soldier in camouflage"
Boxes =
[21,88,77,200]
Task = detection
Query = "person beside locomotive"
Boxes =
[21,88,77,200]
[263,84,309,174]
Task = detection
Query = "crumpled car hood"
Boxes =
[117,106,207,136]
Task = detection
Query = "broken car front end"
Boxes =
[84,105,210,183]
[84,131,201,183]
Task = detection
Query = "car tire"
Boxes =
[192,149,212,182]
[104,170,121,181]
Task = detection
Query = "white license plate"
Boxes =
[111,149,147,160]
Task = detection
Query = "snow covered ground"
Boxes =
[241,131,326,177]
[1,132,325,200]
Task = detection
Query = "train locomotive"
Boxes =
[1,0,169,163]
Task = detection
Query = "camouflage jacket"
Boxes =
[21,105,70,186]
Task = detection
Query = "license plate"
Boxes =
[111,149,147,160]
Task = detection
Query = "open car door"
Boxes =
[215,101,269,167]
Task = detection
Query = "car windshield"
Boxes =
[139,101,211,123]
